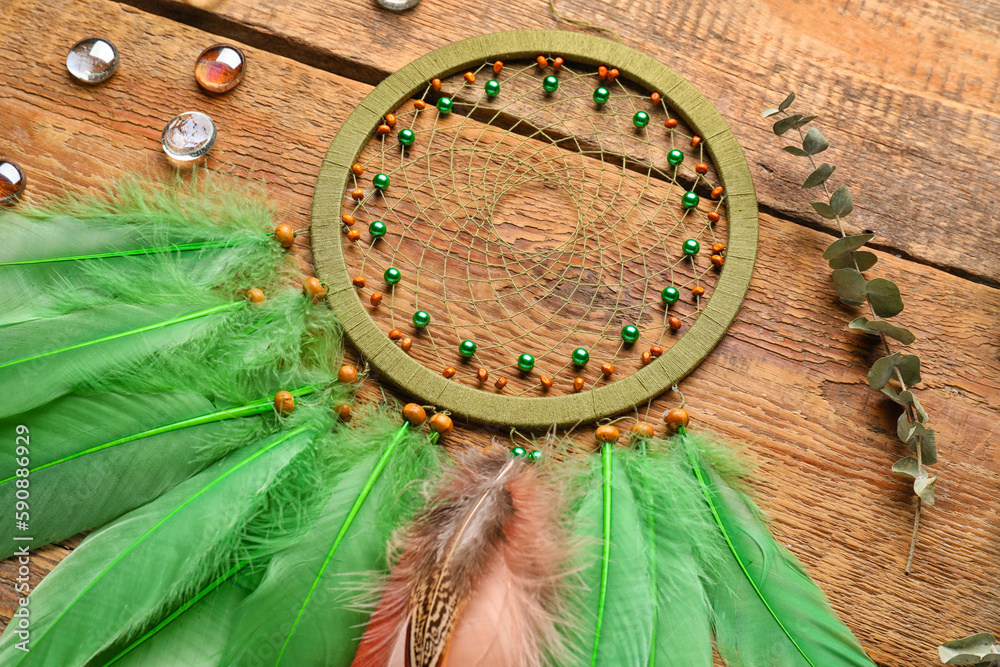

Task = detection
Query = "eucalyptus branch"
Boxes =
[762,94,937,573]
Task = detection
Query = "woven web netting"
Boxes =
[339,57,729,398]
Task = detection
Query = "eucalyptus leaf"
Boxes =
[802,163,836,189]
[811,201,837,219]
[773,114,803,136]
[794,115,818,129]
[762,108,781,118]
[831,268,867,305]
[898,354,921,386]
[802,127,829,155]
[866,278,904,318]
[891,456,919,478]
[784,145,809,157]
[829,251,878,271]
[880,386,902,404]
[830,184,854,217]
[939,633,1000,664]
[897,412,918,447]
[867,353,901,390]
[847,317,915,345]
[778,92,796,111]
[900,391,928,423]
[918,427,938,465]
[823,234,875,260]
[914,474,936,505]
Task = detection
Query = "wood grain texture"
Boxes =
[0,0,997,665]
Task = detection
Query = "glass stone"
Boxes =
[161,112,217,161]
[0,161,26,205]
[195,44,246,94]
[66,37,119,84]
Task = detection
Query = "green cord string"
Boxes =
[0,301,244,370]
[0,239,253,266]
[682,427,816,667]
[0,385,322,485]
[590,442,613,666]
[640,441,658,667]
[275,420,413,665]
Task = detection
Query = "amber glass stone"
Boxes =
[195,44,246,94]
[0,161,26,205]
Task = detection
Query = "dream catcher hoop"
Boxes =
[311,29,758,429]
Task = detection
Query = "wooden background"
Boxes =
[1,0,998,664]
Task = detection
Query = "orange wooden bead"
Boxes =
[335,403,352,422]
[346,229,361,242]
[351,188,364,201]
[641,351,652,365]
[595,424,620,444]
[342,214,355,225]
[442,366,456,378]
[402,403,427,426]
[668,316,682,331]
[664,118,678,128]
[711,254,725,268]
[477,368,489,383]
[711,186,724,199]
[351,163,364,176]
[573,377,585,392]
[712,242,726,253]
[650,92,661,104]
[274,390,295,415]
[431,78,442,91]
[707,211,721,223]
[388,329,403,340]
[601,362,614,377]
[274,223,295,248]
[246,288,265,303]
[303,277,325,301]
[598,65,608,80]
[429,412,454,436]
[414,99,427,110]
[370,292,383,307]
[691,135,702,148]
[494,377,508,390]
[694,163,709,174]
[385,113,396,128]
[376,124,391,136]
[553,56,564,71]
[536,55,548,68]
[400,337,413,352]
[608,68,619,81]
[692,285,705,296]
[352,276,366,288]
[649,345,664,357]
[631,422,655,439]
[464,72,476,84]
[338,365,359,383]
[540,375,553,391]
[664,408,690,431]
[493,60,503,74]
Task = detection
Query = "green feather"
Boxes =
[678,430,874,667]
[220,412,440,666]
[0,426,319,666]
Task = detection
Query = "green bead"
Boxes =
[412,310,430,328]
[373,173,390,190]
[511,446,527,458]
[633,111,650,128]
[517,353,535,372]
[384,267,401,285]
[485,79,500,98]
[542,75,559,93]
[572,347,590,367]
[369,220,387,238]
[528,450,542,461]
[398,128,415,146]
[667,149,684,166]
[682,239,701,256]
[593,86,610,105]
[459,339,477,358]
[621,325,640,344]
[661,286,680,304]
[437,96,453,114]
[682,191,700,209]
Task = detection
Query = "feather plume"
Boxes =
[351,446,572,667]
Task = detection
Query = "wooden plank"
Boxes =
[114,0,1000,287]
[0,1,997,665]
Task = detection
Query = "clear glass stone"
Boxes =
[0,161,26,205]
[66,37,119,84]
[195,44,246,94]
[161,112,217,161]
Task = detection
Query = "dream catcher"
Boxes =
[0,30,872,667]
